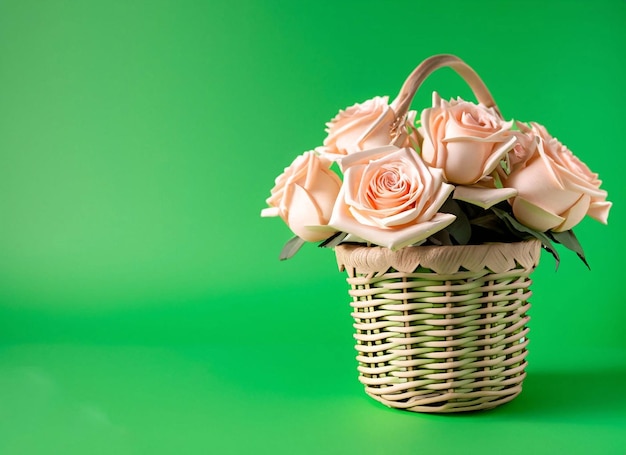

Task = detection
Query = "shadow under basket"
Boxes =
[335,240,541,413]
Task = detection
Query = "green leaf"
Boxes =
[470,213,504,231]
[428,229,453,246]
[279,236,306,261]
[439,198,471,245]
[549,230,590,270]
[491,207,560,268]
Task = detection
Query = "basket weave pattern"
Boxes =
[336,240,541,413]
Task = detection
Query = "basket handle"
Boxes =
[390,54,501,135]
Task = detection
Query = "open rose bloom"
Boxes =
[502,123,611,232]
[261,56,611,264]
[328,146,455,250]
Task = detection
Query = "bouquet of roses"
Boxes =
[261,55,611,266]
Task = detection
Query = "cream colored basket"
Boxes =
[336,240,541,413]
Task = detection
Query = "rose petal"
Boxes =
[505,155,579,214]
[418,179,455,222]
[553,193,591,232]
[557,167,610,200]
[379,207,420,227]
[480,135,517,177]
[261,207,280,217]
[512,196,564,232]
[308,170,343,221]
[338,145,399,173]
[286,184,334,242]
[587,200,612,224]
[323,96,399,156]
[349,204,383,228]
[329,194,456,250]
[441,140,494,184]
[342,233,368,244]
[355,104,396,150]
[302,225,339,233]
[419,108,442,167]
[453,185,518,209]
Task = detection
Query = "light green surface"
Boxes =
[0,0,625,454]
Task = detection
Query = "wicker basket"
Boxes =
[335,240,541,413]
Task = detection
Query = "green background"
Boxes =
[1,0,624,453]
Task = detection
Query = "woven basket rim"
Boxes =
[335,240,541,275]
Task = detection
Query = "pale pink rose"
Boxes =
[328,146,456,250]
[319,96,419,159]
[453,180,518,210]
[420,93,517,185]
[494,123,537,185]
[507,122,538,172]
[503,123,611,232]
[261,151,342,241]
